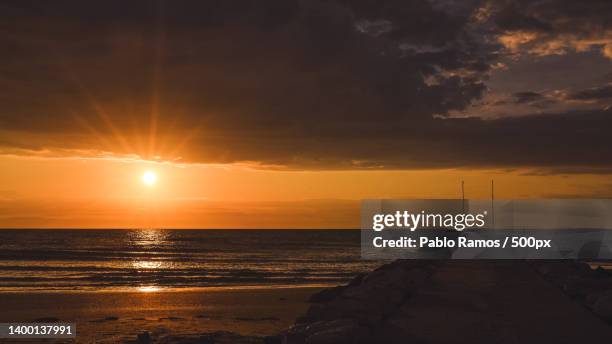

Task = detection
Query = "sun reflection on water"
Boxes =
[131,228,168,246]
[130,229,169,270]
[132,260,163,269]
[137,286,161,293]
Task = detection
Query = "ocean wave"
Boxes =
[0,229,378,291]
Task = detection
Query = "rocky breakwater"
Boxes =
[532,261,612,320]
[276,260,438,344]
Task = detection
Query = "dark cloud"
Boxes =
[494,3,552,32]
[503,91,558,109]
[512,91,544,104]
[567,84,612,101]
[0,0,488,126]
[0,0,611,171]
[489,0,612,58]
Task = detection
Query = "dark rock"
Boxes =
[303,303,326,320]
[137,331,151,344]
[280,323,309,344]
[283,319,368,344]
[263,335,282,344]
[281,261,437,344]
[346,273,366,287]
[308,286,346,303]
[586,291,602,307]
[534,261,612,321]
[311,265,429,323]
[304,323,368,344]
[314,297,372,322]
[294,315,311,325]
[537,262,575,279]
[562,276,598,297]
[593,291,612,318]
[593,266,611,279]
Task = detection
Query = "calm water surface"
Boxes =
[0,229,379,292]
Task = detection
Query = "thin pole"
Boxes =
[491,179,495,229]
[461,180,465,212]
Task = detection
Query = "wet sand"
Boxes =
[0,286,322,343]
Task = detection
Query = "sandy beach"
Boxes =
[0,286,321,343]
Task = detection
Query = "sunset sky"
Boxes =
[1,0,611,228]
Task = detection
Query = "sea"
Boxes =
[0,229,380,292]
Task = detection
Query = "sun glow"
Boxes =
[142,171,157,186]
[137,286,161,293]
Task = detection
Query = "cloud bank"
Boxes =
[0,0,611,170]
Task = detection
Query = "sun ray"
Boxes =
[148,0,167,159]
[168,124,203,160]
[55,57,135,155]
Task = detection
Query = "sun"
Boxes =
[142,171,157,186]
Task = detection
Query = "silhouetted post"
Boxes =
[491,179,495,229]
[461,180,465,212]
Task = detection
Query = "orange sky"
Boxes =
[2,1,612,229]
[1,153,610,229]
